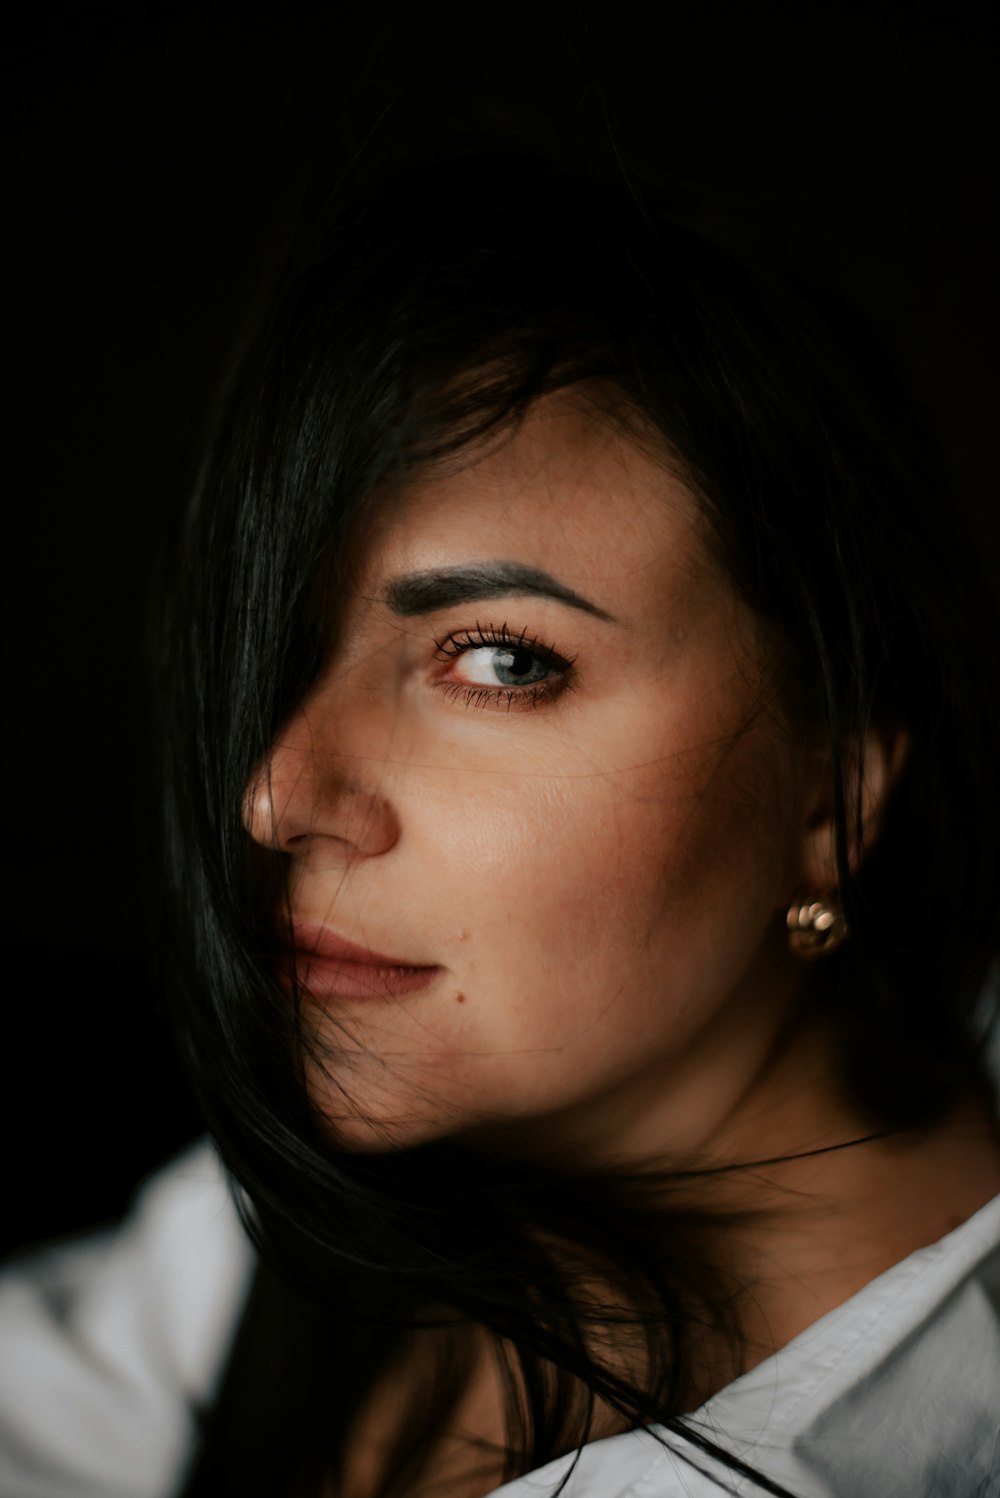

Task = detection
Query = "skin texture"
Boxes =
[246,390,1000,1496]
[246,389,836,1164]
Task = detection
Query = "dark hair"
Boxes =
[158,153,1000,1495]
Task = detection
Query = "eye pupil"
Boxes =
[451,639,562,694]
[504,647,536,679]
[480,645,549,687]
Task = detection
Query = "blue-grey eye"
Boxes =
[459,645,551,688]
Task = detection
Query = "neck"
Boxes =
[650,1014,1000,1403]
[458,960,1000,1407]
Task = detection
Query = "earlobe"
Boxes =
[796,723,910,895]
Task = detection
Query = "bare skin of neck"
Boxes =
[330,1012,1000,1498]
[671,1007,1000,1366]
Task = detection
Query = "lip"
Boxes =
[275,921,443,1001]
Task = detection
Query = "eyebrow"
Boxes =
[383,562,615,621]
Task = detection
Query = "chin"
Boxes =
[306,1075,479,1156]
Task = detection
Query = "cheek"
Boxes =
[299,733,799,1150]
[446,729,794,1009]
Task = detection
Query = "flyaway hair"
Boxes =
[156,152,1000,1495]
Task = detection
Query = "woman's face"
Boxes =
[246,390,823,1166]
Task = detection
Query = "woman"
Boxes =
[5,153,999,1497]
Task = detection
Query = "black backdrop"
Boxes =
[4,0,997,1259]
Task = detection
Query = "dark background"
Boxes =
[4,0,997,1259]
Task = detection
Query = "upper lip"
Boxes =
[281,920,436,969]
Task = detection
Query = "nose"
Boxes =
[242,699,400,861]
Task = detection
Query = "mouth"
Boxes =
[275,920,444,1001]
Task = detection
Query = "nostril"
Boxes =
[242,703,400,859]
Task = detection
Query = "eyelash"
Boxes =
[431,621,577,712]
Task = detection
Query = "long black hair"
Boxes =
[157,152,1000,1496]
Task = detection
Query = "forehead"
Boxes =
[360,389,716,610]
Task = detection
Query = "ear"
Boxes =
[796,722,909,895]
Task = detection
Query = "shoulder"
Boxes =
[487,1190,1000,1497]
[691,1187,1000,1496]
[0,1139,255,1498]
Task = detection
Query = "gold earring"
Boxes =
[786,896,848,959]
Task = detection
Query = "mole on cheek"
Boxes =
[455,991,467,1004]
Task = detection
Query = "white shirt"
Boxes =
[1,1140,998,1498]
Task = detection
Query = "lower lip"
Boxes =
[284,954,443,1001]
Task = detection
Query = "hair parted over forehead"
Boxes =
[158,151,1000,1494]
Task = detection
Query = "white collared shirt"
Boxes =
[1,1139,998,1498]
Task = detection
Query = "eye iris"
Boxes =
[492,646,547,685]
